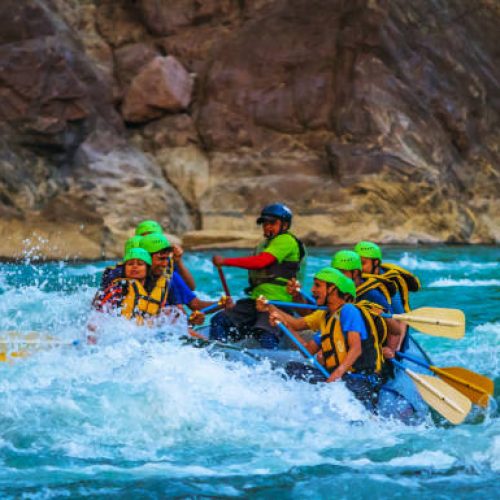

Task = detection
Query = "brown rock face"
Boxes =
[0,0,498,260]
[114,43,159,89]
[122,56,194,123]
[136,0,237,36]
[0,0,193,259]
[193,0,500,244]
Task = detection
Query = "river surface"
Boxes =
[0,246,498,498]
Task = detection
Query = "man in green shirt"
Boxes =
[211,203,306,348]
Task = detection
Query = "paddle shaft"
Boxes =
[217,267,231,297]
[387,314,460,327]
[299,289,317,305]
[268,300,326,310]
[0,338,79,346]
[200,303,220,314]
[277,322,330,378]
[268,301,463,338]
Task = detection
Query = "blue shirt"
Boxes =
[313,303,368,346]
[167,271,196,306]
[358,287,392,313]
[390,290,405,314]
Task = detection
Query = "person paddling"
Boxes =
[140,233,227,325]
[136,220,196,291]
[330,250,404,359]
[354,241,421,354]
[259,267,385,411]
[210,203,306,349]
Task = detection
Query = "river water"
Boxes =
[0,246,498,498]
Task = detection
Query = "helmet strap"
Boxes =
[323,284,335,306]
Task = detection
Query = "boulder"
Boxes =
[114,43,159,89]
[122,56,194,123]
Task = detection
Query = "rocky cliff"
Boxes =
[0,0,498,259]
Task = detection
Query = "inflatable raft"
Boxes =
[187,329,432,424]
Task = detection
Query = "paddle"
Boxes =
[266,301,465,339]
[300,290,316,305]
[0,332,79,346]
[216,266,231,298]
[397,352,493,408]
[391,359,471,425]
[268,300,326,310]
[0,333,79,362]
[276,322,330,378]
[188,298,229,326]
[386,307,465,339]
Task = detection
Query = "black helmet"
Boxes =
[256,203,293,225]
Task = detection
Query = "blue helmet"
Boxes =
[256,203,293,225]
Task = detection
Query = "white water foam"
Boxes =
[428,278,500,288]
[397,253,498,272]
[386,450,457,469]
[0,312,414,483]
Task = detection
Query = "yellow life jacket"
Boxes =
[380,263,421,312]
[319,301,385,374]
[113,277,169,322]
[357,275,396,305]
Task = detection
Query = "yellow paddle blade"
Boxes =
[393,307,465,339]
[0,331,67,347]
[0,350,31,362]
[438,366,494,395]
[431,366,490,408]
[407,369,472,425]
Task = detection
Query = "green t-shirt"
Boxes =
[249,232,306,301]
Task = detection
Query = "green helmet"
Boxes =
[140,232,171,254]
[354,241,382,260]
[123,247,152,266]
[314,267,356,298]
[331,250,362,271]
[124,235,143,255]
[135,220,163,236]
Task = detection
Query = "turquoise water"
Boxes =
[0,246,498,498]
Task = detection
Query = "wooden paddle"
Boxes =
[216,267,231,298]
[391,359,472,425]
[266,301,465,339]
[398,352,493,408]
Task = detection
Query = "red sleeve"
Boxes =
[223,252,276,270]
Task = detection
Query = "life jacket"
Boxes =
[100,263,124,290]
[380,263,421,312]
[112,277,169,323]
[319,301,386,374]
[248,233,306,289]
[357,275,396,305]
